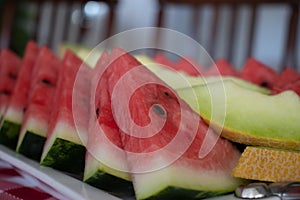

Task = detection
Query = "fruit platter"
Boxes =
[0,40,299,200]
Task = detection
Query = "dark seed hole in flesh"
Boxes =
[9,73,18,79]
[96,108,100,117]
[153,104,166,116]
[42,79,52,85]
[164,92,170,97]
[0,90,11,95]
[23,107,27,113]
[261,81,269,88]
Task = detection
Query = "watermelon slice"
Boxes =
[277,67,300,87]
[40,50,91,179]
[174,57,203,76]
[239,58,279,89]
[0,49,22,149]
[84,51,135,196]
[153,53,203,76]
[272,67,300,95]
[204,58,238,77]
[85,48,243,199]
[0,41,40,150]
[16,46,60,159]
[273,79,300,96]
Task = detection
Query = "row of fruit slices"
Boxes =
[0,40,299,200]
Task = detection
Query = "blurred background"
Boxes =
[0,0,299,71]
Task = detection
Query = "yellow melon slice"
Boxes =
[232,146,300,182]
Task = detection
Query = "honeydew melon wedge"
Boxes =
[143,62,270,94]
[232,146,300,182]
[177,80,300,151]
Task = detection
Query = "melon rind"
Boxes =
[16,114,48,160]
[0,120,21,149]
[132,158,243,200]
[177,80,300,151]
[0,106,24,150]
[84,153,134,197]
[17,131,46,161]
[40,122,86,179]
[232,146,300,182]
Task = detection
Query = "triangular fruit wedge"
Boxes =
[86,48,243,200]
[239,58,279,89]
[232,146,300,182]
[84,50,135,196]
[273,67,300,95]
[40,50,91,179]
[177,80,300,151]
[1,41,40,150]
[16,46,60,159]
[0,49,22,149]
[204,58,238,77]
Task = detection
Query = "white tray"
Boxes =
[0,145,120,200]
[0,145,280,200]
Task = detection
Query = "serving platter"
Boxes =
[0,145,280,200]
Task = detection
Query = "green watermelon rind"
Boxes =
[144,187,227,200]
[84,170,134,197]
[40,137,86,180]
[0,120,21,149]
[17,131,46,161]
[84,152,134,197]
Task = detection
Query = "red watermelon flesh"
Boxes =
[273,79,300,96]
[272,67,300,95]
[175,57,204,76]
[277,67,300,86]
[0,49,22,117]
[239,58,279,89]
[46,50,91,144]
[91,48,242,199]
[204,58,238,77]
[17,46,60,159]
[3,41,40,123]
[153,53,203,76]
[153,53,175,69]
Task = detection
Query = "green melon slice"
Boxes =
[177,80,300,151]
[85,48,244,200]
[144,62,270,94]
[40,50,91,179]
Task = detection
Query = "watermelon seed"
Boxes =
[9,73,17,79]
[96,108,100,117]
[153,104,166,116]
[42,79,52,85]
[0,90,11,95]
[260,82,269,88]
[164,91,170,97]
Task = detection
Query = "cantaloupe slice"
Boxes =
[232,146,300,182]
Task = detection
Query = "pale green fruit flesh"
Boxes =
[177,80,300,150]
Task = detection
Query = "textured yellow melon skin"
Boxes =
[232,146,300,182]
[205,119,300,151]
